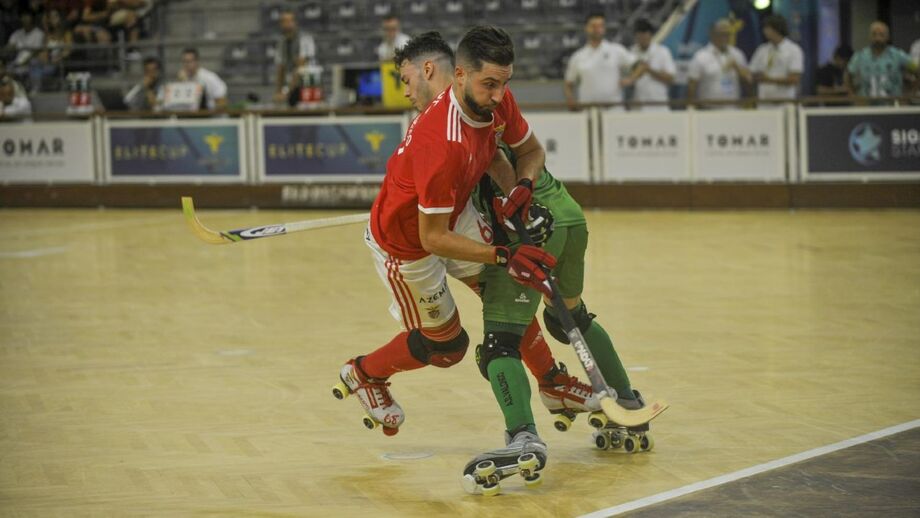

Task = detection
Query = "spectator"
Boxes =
[273,10,316,106]
[564,12,639,110]
[912,38,920,66]
[30,9,72,92]
[815,45,853,97]
[750,14,803,101]
[45,0,83,27]
[376,14,409,62]
[6,11,44,88]
[0,73,31,118]
[74,0,112,44]
[627,18,675,111]
[108,0,149,59]
[123,56,162,110]
[0,0,20,47]
[846,21,917,98]
[687,19,752,108]
[178,47,227,110]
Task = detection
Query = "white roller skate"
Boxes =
[331,358,404,436]
[590,389,655,453]
[461,428,547,496]
[539,362,601,432]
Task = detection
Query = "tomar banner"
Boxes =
[601,111,691,181]
[0,121,95,183]
[105,118,245,182]
[800,107,920,180]
[258,116,404,182]
[692,109,785,181]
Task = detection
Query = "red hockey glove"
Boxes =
[494,244,557,298]
[492,178,533,226]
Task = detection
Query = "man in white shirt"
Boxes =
[687,19,752,108]
[6,12,44,69]
[273,10,317,105]
[564,12,643,110]
[0,74,31,119]
[750,15,804,100]
[178,47,227,111]
[376,15,410,62]
[625,18,675,111]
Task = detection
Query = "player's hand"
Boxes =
[492,178,533,225]
[502,202,554,247]
[494,245,557,298]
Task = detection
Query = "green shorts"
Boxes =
[481,223,588,328]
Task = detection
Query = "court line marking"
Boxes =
[579,418,920,518]
[0,246,68,258]
[2,214,178,239]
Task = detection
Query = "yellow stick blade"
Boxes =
[181,197,231,245]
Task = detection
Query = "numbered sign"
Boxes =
[163,81,203,111]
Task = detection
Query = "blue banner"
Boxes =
[262,121,402,176]
[110,125,241,176]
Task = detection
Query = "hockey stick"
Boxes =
[181,196,370,245]
[510,214,668,428]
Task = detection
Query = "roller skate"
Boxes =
[589,390,655,453]
[539,362,601,432]
[460,428,547,496]
[331,357,404,436]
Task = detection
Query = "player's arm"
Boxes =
[510,133,545,186]
[486,150,516,194]
[418,211,499,264]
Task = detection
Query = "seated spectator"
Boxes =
[45,0,84,28]
[108,0,150,60]
[0,73,31,118]
[687,19,752,108]
[30,9,72,91]
[74,0,112,45]
[750,14,804,101]
[912,38,920,66]
[123,55,162,110]
[815,45,853,98]
[846,21,917,98]
[5,11,44,89]
[177,47,227,110]
[273,10,316,106]
[0,0,20,48]
[376,14,409,62]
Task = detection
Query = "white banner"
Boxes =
[0,121,95,183]
[525,112,591,182]
[692,109,785,181]
[601,111,691,181]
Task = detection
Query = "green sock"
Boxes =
[486,357,535,433]
[582,321,635,400]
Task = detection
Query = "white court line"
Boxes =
[0,246,68,258]
[579,418,920,518]
[2,214,178,239]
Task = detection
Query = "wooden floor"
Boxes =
[1,208,918,517]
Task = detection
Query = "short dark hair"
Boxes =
[456,25,514,71]
[181,48,199,59]
[394,31,454,68]
[586,12,605,24]
[382,14,399,22]
[143,56,161,69]
[634,18,654,34]
[763,15,788,37]
[834,44,853,61]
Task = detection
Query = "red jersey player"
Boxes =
[331,26,554,436]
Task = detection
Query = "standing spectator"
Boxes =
[564,12,640,110]
[627,18,675,111]
[815,45,852,97]
[375,14,409,62]
[687,19,752,107]
[846,21,917,98]
[0,0,21,48]
[750,14,803,101]
[178,47,227,111]
[30,9,72,91]
[74,0,112,44]
[273,10,316,106]
[123,56,162,110]
[0,73,31,118]
[6,11,44,89]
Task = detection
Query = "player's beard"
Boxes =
[416,74,432,109]
[463,83,494,120]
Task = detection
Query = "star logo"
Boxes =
[848,123,882,166]
[365,131,386,153]
[204,133,224,155]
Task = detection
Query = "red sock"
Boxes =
[358,331,425,379]
[519,318,555,380]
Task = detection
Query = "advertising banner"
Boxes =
[692,109,785,181]
[0,121,94,183]
[602,111,690,181]
[105,119,245,182]
[525,112,591,182]
[800,107,920,180]
[258,116,404,182]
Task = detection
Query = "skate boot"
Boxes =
[460,427,548,496]
[590,389,654,453]
[539,362,601,432]
[331,357,404,436]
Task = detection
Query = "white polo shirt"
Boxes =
[188,67,228,110]
[377,33,411,62]
[630,42,676,111]
[750,37,804,100]
[565,40,636,104]
[687,43,748,102]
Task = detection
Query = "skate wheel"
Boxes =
[481,483,501,497]
[523,472,542,488]
[609,431,624,449]
[517,453,540,471]
[362,415,378,430]
[640,433,654,452]
[553,414,573,432]
[588,412,608,429]
[331,381,350,400]
[623,435,640,453]
[382,426,398,436]
[474,460,497,479]
[593,430,610,450]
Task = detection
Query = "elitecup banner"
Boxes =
[692,109,785,181]
[800,107,920,180]
[104,118,245,182]
[525,112,591,182]
[602,111,690,181]
[257,116,404,182]
[0,121,94,183]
